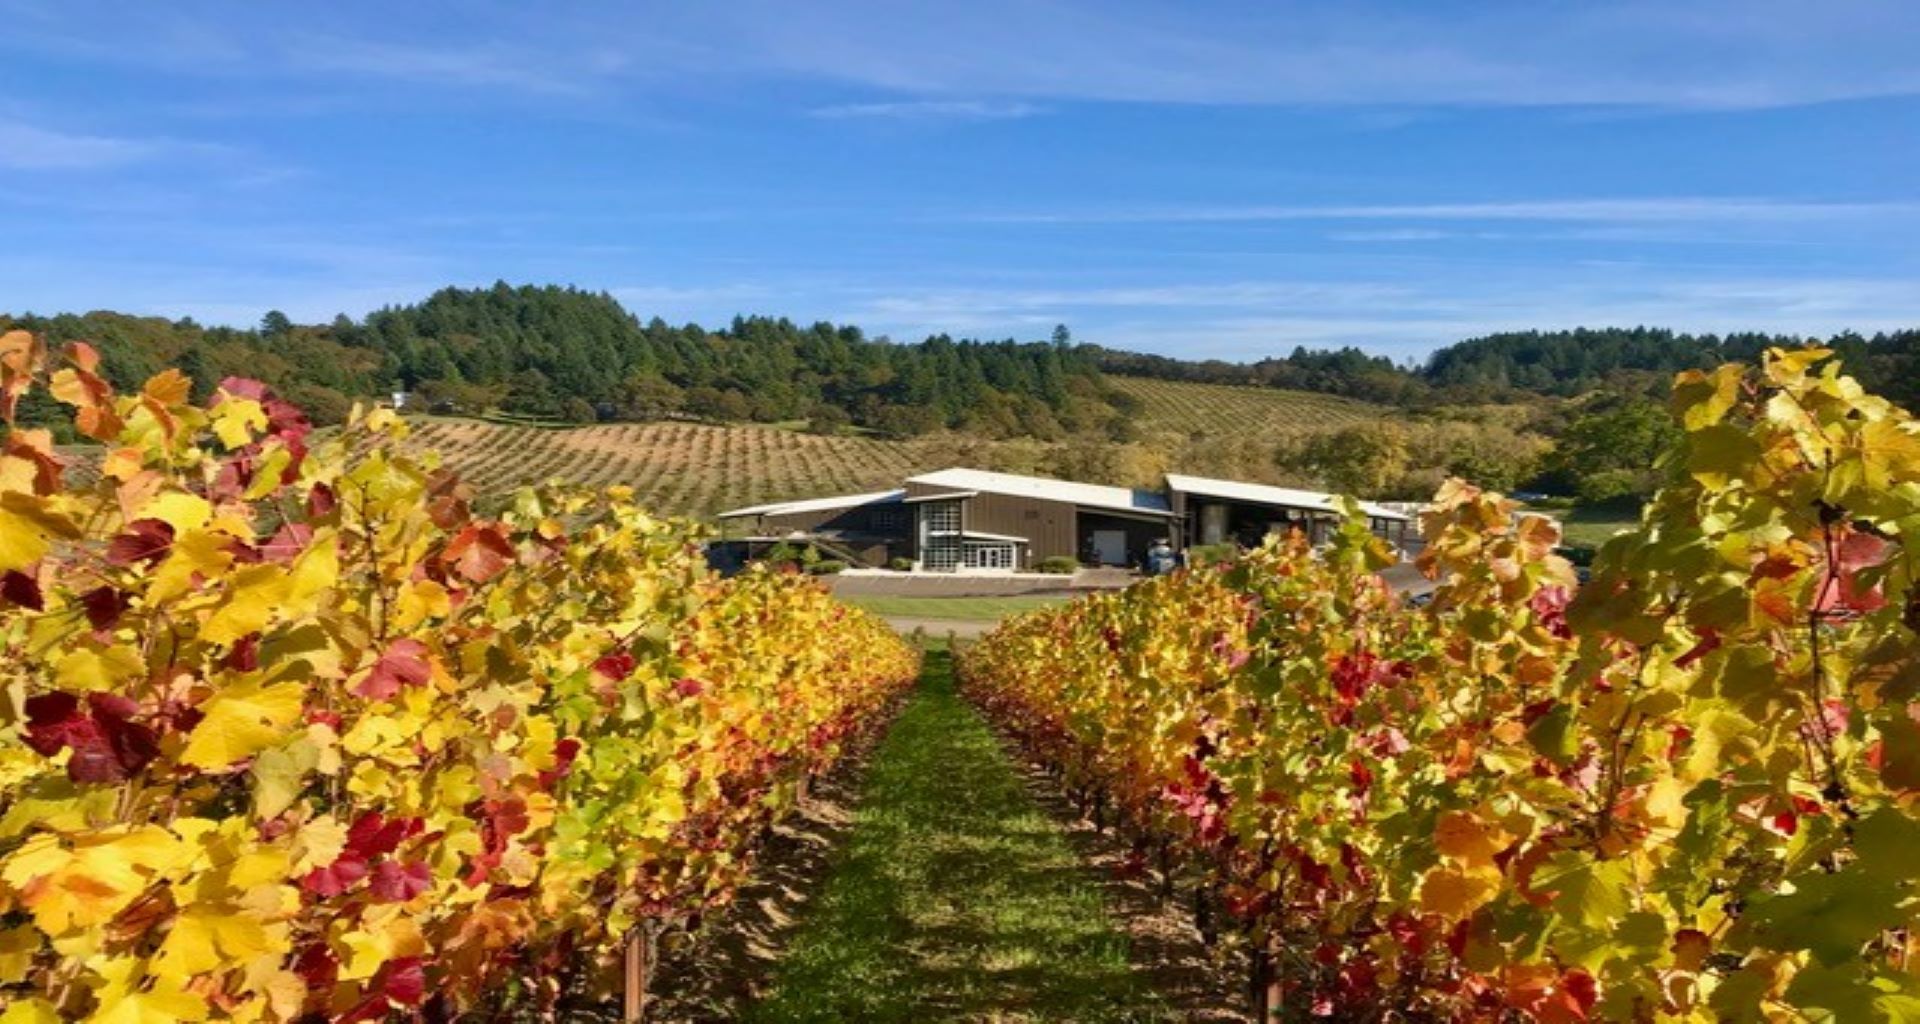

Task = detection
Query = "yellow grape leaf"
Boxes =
[0,454,40,494]
[0,493,78,573]
[210,398,267,449]
[283,531,338,609]
[141,369,191,407]
[55,644,147,692]
[1643,774,1689,833]
[138,493,212,534]
[0,922,40,983]
[242,445,293,501]
[200,565,289,645]
[338,906,427,980]
[289,818,348,875]
[148,530,237,604]
[180,678,304,769]
[0,789,118,841]
[86,955,209,1024]
[1857,419,1920,489]
[0,826,184,934]
[0,999,62,1024]
[249,727,336,820]
[101,447,146,482]
[1434,809,1507,869]
[1419,864,1501,921]
[245,969,308,1022]
[152,905,281,981]
[1764,346,1831,384]
[392,579,451,631]
[1672,364,1743,431]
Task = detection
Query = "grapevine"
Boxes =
[961,348,1920,1020]
[0,332,917,1022]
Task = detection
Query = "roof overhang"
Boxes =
[903,490,979,503]
[1167,473,1410,522]
[717,488,907,519]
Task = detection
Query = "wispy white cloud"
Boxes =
[1326,229,1455,242]
[288,37,595,95]
[973,197,1920,226]
[704,0,1920,111]
[0,119,160,169]
[808,99,1045,120]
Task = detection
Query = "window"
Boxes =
[918,500,962,571]
[921,501,960,533]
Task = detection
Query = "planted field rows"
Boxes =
[1106,376,1384,437]
[403,418,944,518]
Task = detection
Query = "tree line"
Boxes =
[3,283,1123,441]
[1099,325,1920,410]
[7,286,1913,510]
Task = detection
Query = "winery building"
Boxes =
[717,467,1411,574]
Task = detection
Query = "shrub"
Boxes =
[1574,466,1643,503]
[1185,542,1239,567]
[1037,555,1080,574]
[807,559,847,575]
[888,556,914,571]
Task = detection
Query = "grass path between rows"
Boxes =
[748,647,1163,1022]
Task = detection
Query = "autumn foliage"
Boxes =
[0,332,917,1022]
[961,348,1920,1020]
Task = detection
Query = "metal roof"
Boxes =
[1164,473,1411,522]
[906,467,1176,517]
[716,488,906,519]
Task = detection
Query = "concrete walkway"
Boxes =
[830,567,1132,600]
[879,616,994,639]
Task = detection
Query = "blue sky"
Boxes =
[1,1,1916,361]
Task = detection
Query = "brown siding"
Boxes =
[746,501,913,566]
[962,491,1078,565]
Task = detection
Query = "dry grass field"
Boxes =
[1106,376,1385,439]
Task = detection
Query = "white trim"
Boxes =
[906,467,1175,517]
[961,530,1030,544]
[1165,473,1410,522]
[718,488,906,519]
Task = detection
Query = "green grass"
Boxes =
[1557,500,1644,548]
[750,649,1160,1022]
[843,594,1070,622]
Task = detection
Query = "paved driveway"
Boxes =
[880,616,995,639]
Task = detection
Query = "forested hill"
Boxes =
[4,284,1123,440]
[1423,326,1920,401]
[1095,326,1920,408]
[7,285,1917,439]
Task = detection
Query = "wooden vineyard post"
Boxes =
[1263,935,1284,1022]
[1249,934,1284,1021]
[622,923,651,1024]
